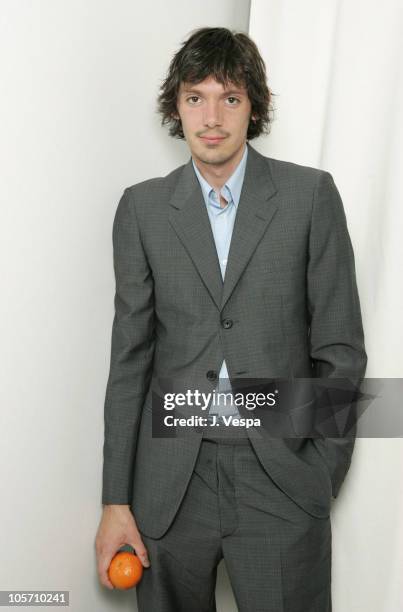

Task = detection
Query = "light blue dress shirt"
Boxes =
[192,143,248,418]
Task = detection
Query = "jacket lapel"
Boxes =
[168,164,224,310]
[220,143,278,310]
[168,142,278,312]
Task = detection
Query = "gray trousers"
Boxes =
[136,437,332,612]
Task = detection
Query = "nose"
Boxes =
[203,100,223,128]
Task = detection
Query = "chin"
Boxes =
[198,151,229,165]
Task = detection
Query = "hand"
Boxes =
[95,504,150,589]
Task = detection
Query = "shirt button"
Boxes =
[221,319,233,329]
[206,370,218,381]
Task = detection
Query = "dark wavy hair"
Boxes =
[156,27,275,140]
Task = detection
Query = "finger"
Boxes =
[129,538,151,567]
[98,555,116,589]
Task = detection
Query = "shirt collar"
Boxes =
[191,142,248,209]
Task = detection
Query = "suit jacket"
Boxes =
[102,142,367,538]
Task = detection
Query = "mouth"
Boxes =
[199,136,226,145]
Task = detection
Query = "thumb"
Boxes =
[128,540,151,568]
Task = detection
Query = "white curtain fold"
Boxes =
[249,2,403,610]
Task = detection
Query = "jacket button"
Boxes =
[206,370,218,381]
[222,318,233,329]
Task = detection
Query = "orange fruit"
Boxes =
[108,551,143,589]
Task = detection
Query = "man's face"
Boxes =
[175,75,255,166]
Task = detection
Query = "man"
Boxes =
[95,27,367,611]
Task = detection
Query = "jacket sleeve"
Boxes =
[102,187,155,505]
[307,171,367,498]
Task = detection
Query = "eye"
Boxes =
[227,97,241,105]
[186,96,201,104]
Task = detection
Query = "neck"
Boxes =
[193,142,247,192]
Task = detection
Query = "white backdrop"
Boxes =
[1,0,402,610]
[0,2,248,611]
[250,1,403,610]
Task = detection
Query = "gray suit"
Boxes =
[102,142,366,609]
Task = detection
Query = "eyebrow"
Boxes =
[181,88,245,96]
